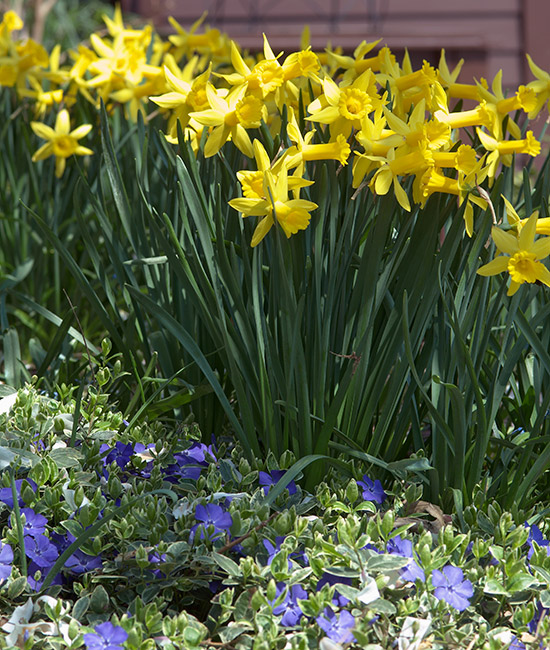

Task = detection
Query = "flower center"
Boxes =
[508,251,543,284]
[235,95,264,128]
[188,85,208,111]
[338,88,371,120]
[53,135,78,158]
[252,60,284,93]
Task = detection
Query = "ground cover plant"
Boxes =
[2,4,550,648]
[1,383,550,649]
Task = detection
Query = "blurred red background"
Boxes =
[120,0,550,90]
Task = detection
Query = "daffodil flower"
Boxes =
[219,37,285,98]
[436,49,482,102]
[190,83,266,157]
[434,100,494,132]
[236,138,311,199]
[525,54,550,118]
[472,70,535,139]
[285,116,350,171]
[149,60,211,136]
[477,211,550,295]
[31,109,93,177]
[306,69,384,139]
[369,143,435,212]
[415,159,488,236]
[476,128,540,184]
[229,165,318,247]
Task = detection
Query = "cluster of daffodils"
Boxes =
[3,8,550,291]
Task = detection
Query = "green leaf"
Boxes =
[72,596,90,620]
[7,576,28,599]
[483,578,510,596]
[211,553,241,577]
[507,572,539,593]
[49,447,83,469]
[366,554,410,571]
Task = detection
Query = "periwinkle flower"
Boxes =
[24,534,59,568]
[50,531,76,554]
[263,536,308,568]
[432,565,473,611]
[528,602,548,634]
[101,442,134,470]
[189,503,232,542]
[508,635,526,650]
[186,442,216,464]
[386,535,425,582]
[357,475,386,504]
[259,470,297,495]
[316,607,356,644]
[27,561,63,591]
[148,550,167,578]
[316,572,352,607]
[263,536,286,565]
[10,508,48,538]
[270,583,307,627]
[0,478,37,508]
[526,523,550,559]
[65,549,103,574]
[83,621,128,650]
[0,543,13,580]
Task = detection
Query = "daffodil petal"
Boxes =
[491,227,519,256]
[55,110,71,135]
[251,215,274,246]
[477,256,509,276]
[507,280,521,296]
[518,211,538,250]
[323,76,341,106]
[228,198,269,216]
[32,142,54,161]
[530,237,550,261]
[374,169,393,196]
[232,125,253,158]
[501,194,520,224]
[31,122,55,140]
[393,178,411,212]
[70,125,93,139]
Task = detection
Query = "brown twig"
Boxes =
[217,511,278,554]
[330,350,361,375]
[63,289,96,386]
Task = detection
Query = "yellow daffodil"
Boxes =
[477,211,550,295]
[31,109,93,177]
[434,100,494,132]
[285,116,350,171]
[189,83,266,157]
[150,60,211,138]
[503,195,550,238]
[229,164,318,246]
[18,76,63,117]
[168,14,230,62]
[218,38,276,95]
[525,54,550,118]
[235,138,312,199]
[414,159,488,236]
[476,128,540,184]
[306,69,384,139]
[472,71,535,139]
[327,39,390,84]
[383,100,451,152]
[369,143,436,211]
[432,144,478,175]
[282,48,321,84]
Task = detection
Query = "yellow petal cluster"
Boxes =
[4,6,550,267]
